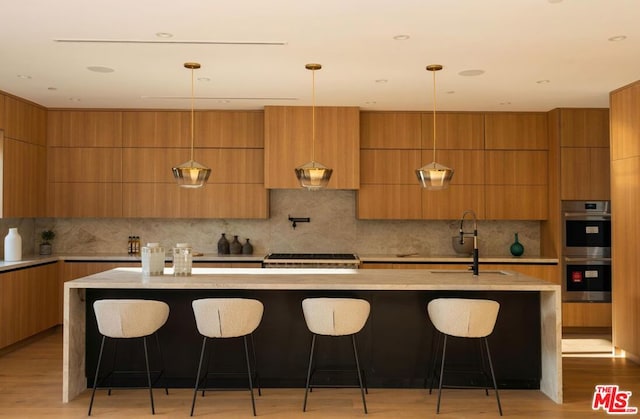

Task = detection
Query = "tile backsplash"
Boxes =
[20,190,540,258]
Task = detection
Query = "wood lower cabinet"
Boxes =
[0,263,59,349]
[562,302,612,328]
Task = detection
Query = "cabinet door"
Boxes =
[0,264,58,348]
[360,149,421,184]
[2,138,46,218]
[0,94,5,130]
[48,183,123,217]
[561,147,610,200]
[357,184,422,219]
[3,96,47,145]
[421,112,484,149]
[264,106,360,189]
[360,111,421,149]
[560,108,609,147]
[422,185,485,220]
[425,150,485,185]
[48,148,123,182]
[195,111,264,148]
[485,185,547,220]
[485,151,548,185]
[48,111,122,147]
[122,111,190,147]
[484,112,548,150]
[562,302,611,327]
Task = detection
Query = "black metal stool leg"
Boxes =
[88,335,106,416]
[484,338,503,416]
[428,331,443,394]
[250,333,261,396]
[108,339,118,396]
[143,337,155,415]
[436,334,448,414]
[351,334,368,414]
[154,332,169,395]
[190,337,208,417]
[302,334,316,412]
[244,335,257,416]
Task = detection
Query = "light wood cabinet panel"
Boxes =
[360,149,421,184]
[357,184,422,219]
[485,151,548,185]
[485,185,548,220]
[610,82,640,161]
[123,148,264,184]
[422,185,485,220]
[0,263,58,349]
[421,112,484,149]
[122,183,268,219]
[48,183,123,217]
[47,110,122,147]
[424,150,484,185]
[484,112,548,150]
[48,148,122,182]
[360,111,421,149]
[562,302,611,328]
[1,138,46,218]
[264,106,359,189]
[560,108,609,147]
[195,111,264,148]
[3,96,47,145]
[483,263,560,284]
[561,147,610,200]
[0,93,5,129]
[122,111,190,148]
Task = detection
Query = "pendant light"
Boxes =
[295,63,333,190]
[416,64,454,190]
[172,62,212,188]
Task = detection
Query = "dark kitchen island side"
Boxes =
[63,267,562,403]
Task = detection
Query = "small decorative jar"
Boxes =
[242,238,254,255]
[217,233,230,255]
[172,243,193,276]
[230,235,242,255]
[4,228,22,262]
[510,233,525,257]
[142,243,165,276]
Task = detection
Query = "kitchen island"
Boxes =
[63,267,562,403]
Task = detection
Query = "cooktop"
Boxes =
[265,253,358,260]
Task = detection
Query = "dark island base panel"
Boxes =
[85,290,541,390]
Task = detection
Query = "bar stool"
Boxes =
[301,297,370,414]
[190,298,264,417]
[89,299,170,416]
[427,297,502,416]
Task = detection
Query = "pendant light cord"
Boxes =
[311,67,316,162]
[190,66,195,162]
[432,68,437,162]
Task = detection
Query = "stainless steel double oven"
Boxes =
[562,201,611,302]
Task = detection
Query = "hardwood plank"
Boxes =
[0,328,639,417]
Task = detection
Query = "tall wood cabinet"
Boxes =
[264,106,360,190]
[610,80,640,361]
[1,94,47,218]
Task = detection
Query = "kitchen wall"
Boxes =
[29,190,540,257]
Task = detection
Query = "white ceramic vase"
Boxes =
[4,228,22,261]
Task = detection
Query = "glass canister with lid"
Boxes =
[172,243,193,276]
[142,242,165,276]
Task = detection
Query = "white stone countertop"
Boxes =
[65,267,560,291]
[358,254,559,264]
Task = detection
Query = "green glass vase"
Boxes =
[510,233,524,257]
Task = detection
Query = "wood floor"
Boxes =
[1,327,639,418]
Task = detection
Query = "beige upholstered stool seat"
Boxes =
[190,298,264,417]
[301,297,370,414]
[427,298,502,415]
[89,299,170,416]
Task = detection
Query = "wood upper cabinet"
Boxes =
[0,93,5,130]
[421,112,484,149]
[357,184,422,219]
[360,149,420,184]
[264,106,360,189]
[1,137,46,218]
[3,96,47,145]
[48,110,122,146]
[559,108,609,147]
[360,111,421,149]
[561,147,610,200]
[122,111,190,147]
[484,112,548,150]
[422,185,485,220]
[485,151,548,185]
[195,111,264,148]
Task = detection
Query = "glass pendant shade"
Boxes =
[415,161,454,190]
[172,160,212,188]
[295,161,333,191]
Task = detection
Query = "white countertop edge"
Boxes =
[359,255,558,264]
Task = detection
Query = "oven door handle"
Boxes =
[563,212,611,219]
[564,257,611,264]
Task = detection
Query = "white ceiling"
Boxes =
[1,0,639,112]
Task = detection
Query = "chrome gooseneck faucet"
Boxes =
[459,209,479,276]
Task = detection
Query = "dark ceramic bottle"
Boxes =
[242,238,254,255]
[217,233,230,255]
[230,235,242,254]
[510,232,524,257]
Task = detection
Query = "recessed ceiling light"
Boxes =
[364,101,377,105]
[17,74,32,79]
[608,35,627,42]
[155,32,174,38]
[68,97,81,102]
[536,79,551,84]
[393,35,410,41]
[547,0,563,3]
[48,87,57,91]
[197,77,211,82]
[218,99,231,104]
[87,66,115,73]
[446,90,455,94]
[375,79,388,84]
[499,102,512,105]
[458,69,485,77]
